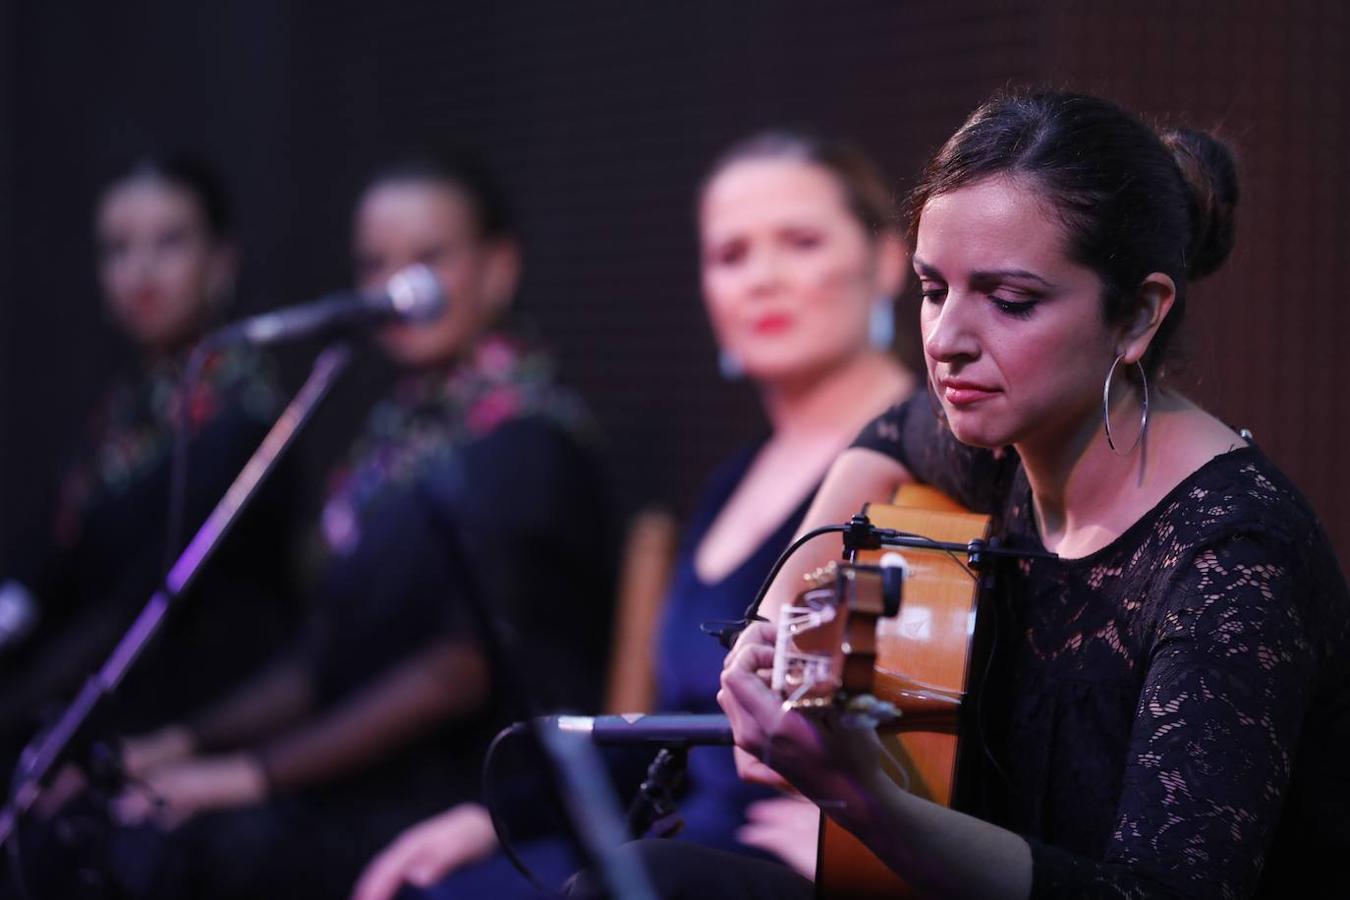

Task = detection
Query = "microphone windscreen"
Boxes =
[384,264,445,322]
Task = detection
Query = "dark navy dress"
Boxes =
[653,443,809,853]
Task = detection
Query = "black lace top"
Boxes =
[853,396,1350,899]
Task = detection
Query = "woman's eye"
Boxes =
[708,242,746,266]
[156,229,190,253]
[991,296,1038,319]
[783,230,822,250]
[920,285,947,303]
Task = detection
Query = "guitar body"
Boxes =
[815,484,992,899]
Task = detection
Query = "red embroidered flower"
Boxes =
[466,386,521,436]
[476,336,520,380]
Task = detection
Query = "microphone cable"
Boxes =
[481,721,554,894]
[701,519,981,650]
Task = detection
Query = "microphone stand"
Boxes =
[626,747,688,840]
[0,343,352,849]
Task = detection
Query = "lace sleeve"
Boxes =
[1030,530,1319,899]
[850,393,1018,515]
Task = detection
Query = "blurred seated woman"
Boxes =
[100,150,615,900]
[593,90,1350,900]
[0,155,295,760]
[352,131,918,900]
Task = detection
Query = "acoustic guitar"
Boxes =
[772,484,992,899]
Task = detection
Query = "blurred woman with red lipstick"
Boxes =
[350,131,918,900]
[0,155,295,758]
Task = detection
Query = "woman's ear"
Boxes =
[1118,272,1176,365]
[874,230,908,299]
[480,239,522,318]
[204,240,239,314]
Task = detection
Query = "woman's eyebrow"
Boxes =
[971,268,1054,287]
[914,257,1054,289]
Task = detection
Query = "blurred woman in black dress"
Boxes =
[0,154,296,763]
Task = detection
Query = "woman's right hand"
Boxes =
[720,620,884,813]
[120,724,196,780]
[723,621,794,790]
[351,802,499,900]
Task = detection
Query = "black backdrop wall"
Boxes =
[2,0,1347,567]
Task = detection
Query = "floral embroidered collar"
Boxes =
[320,333,590,556]
[53,345,278,547]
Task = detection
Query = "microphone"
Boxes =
[212,264,445,346]
[545,714,733,746]
[0,580,37,652]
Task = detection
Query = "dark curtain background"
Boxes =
[2,0,1346,569]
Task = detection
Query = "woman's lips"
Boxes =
[940,379,998,406]
[752,313,793,335]
[128,288,162,315]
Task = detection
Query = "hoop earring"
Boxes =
[869,299,895,350]
[1102,354,1149,456]
[717,347,744,381]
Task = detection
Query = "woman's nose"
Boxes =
[123,245,156,281]
[742,246,784,295]
[922,293,979,363]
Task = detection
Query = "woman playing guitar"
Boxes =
[587,90,1350,899]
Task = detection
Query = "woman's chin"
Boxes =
[944,414,1010,451]
[376,330,460,369]
[122,319,201,355]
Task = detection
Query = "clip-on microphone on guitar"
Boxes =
[710,509,1057,650]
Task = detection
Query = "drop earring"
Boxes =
[869,299,895,350]
[718,348,744,381]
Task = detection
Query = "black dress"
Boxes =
[850,395,1350,899]
[0,345,297,749]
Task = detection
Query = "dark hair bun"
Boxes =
[1162,128,1239,280]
